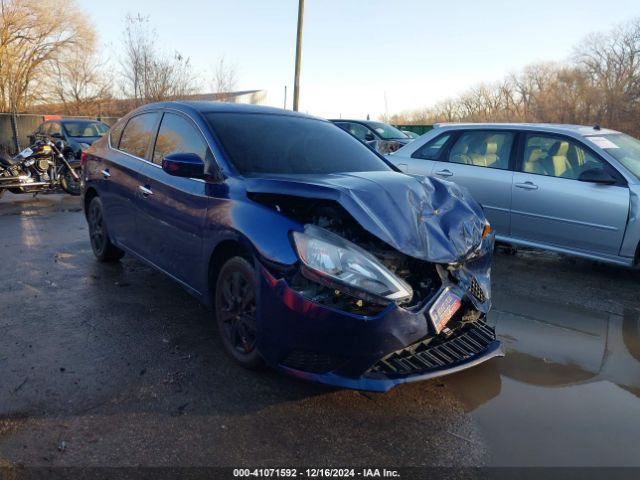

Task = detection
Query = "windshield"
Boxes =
[586,133,640,178]
[63,121,109,138]
[205,113,392,175]
[366,121,408,140]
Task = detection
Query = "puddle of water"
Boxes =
[447,294,640,466]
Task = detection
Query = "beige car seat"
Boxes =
[523,146,545,174]
[451,143,471,164]
[545,141,572,177]
[469,141,498,167]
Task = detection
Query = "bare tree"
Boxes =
[0,0,95,112]
[387,17,640,137]
[120,13,197,105]
[212,57,238,101]
[47,50,112,116]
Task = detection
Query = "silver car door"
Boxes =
[511,133,629,255]
[430,130,515,236]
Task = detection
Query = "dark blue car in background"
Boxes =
[81,101,501,392]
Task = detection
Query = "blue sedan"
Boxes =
[81,102,501,392]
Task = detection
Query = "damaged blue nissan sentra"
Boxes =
[81,102,502,392]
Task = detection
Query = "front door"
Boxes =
[135,112,210,291]
[510,133,629,255]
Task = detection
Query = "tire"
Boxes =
[0,189,4,199]
[60,165,82,196]
[214,256,263,369]
[87,196,125,262]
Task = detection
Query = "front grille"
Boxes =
[281,350,346,374]
[367,322,496,376]
[469,277,487,303]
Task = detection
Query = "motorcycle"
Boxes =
[0,136,82,198]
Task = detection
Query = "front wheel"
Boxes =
[87,196,125,262]
[60,165,82,196]
[0,188,4,199]
[214,256,263,369]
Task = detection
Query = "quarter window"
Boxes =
[412,133,452,160]
[447,131,513,170]
[152,113,208,165]
[522,134,604,179]
[109,118,126,147]
[119,113,158,159]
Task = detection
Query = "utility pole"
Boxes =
[284,85,287,109]
[293,0,304,111]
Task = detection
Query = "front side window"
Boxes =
[47,122,62,136]
[118,113,158,159]
[152,113,208,165]
[206,113,392,175]
[522,134,604,179]
[412,133,452,160]
[448,131,513,170]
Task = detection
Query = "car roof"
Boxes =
[136,101,325,121]
[328,119,383,124]
[433,122,620,136]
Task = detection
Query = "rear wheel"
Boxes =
[60,165,82,195]
[214,256,263,369]
[87,196,124,262]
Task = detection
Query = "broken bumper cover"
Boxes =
[258,266,503,393]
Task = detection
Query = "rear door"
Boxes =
[510,132,629,255]
[395,131,455,175]
[97,113,159,251]
[430,130,516,236]
[134,111,210,291]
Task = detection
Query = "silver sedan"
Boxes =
[387,123,640,267]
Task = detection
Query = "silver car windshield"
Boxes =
[587,133,640,179]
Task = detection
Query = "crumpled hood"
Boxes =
[244,171,487,264]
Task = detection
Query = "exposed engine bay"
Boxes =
[249,192,489,319]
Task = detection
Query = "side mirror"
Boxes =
[577,167,616,185]
[162,152,205,179]
[364,131,375,142]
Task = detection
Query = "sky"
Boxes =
[80,0,640,119]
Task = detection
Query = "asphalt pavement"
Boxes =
[1,192,639,472]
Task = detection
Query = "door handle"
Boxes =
[434,169,453,178]
[138,185,153,197]
[515,181,539,190]
[101,169,111,179]
[397,163,408,173]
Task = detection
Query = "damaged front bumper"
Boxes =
[257,262,503,393]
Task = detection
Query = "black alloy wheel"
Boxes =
[87,196,124,262]
[215,256,263,369]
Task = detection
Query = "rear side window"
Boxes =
[412,133,452,160]
[119,113,158,159]
[448,131,513,170]
[152,113,208,165]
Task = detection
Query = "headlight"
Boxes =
[79,143,90,150]
[292,225,413,305]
